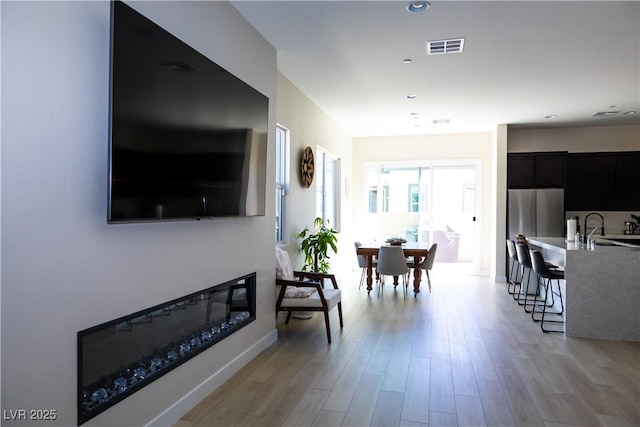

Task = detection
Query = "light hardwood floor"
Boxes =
[175,264,640,427]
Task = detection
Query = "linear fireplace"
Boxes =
[77,273,256,425]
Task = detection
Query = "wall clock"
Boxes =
[300,146,315,188]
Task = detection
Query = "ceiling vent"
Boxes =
[427,38,465,55]
[590,111,620,117]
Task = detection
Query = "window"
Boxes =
[368,187,378,213]
[316,148,339,229]
[382,185,390,212]
[408,184,420,212]
[275,125,289,242]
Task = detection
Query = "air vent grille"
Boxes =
[427,38,465,55]
[590,111,620,117]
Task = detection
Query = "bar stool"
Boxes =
[529,250,565,333]
[506,239,521,298]
[514,242,546,312]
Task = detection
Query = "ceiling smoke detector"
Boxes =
[427,38,465,55]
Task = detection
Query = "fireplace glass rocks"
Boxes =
[77,273,256,425]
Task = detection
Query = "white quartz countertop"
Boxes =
[528,236,640,252]
[527,237,570,251]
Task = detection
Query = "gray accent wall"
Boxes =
[1,2,277,425]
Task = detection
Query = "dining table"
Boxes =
[356,242,430,295]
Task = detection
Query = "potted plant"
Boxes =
[297,217,339,273]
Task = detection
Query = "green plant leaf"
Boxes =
[296,217,339,273]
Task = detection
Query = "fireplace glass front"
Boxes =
[77,273,256,424]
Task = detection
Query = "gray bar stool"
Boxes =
[529,249,565,333]
[506,239,521,298]
[515,242,546,312]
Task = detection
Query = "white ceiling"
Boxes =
[231,1,640,137]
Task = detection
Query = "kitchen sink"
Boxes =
[608,238,640,247]
[595,238,640,248]
[595,241,618,246]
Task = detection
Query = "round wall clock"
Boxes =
[300,146,315,188]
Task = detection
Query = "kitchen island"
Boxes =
[527,236,640,341]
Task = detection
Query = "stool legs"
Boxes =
[532,277,564,332]
[507,257,521,296]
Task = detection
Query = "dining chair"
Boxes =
[376,245,409,297]
[355,241,377,289]
[275,247,343,344]
[408,243,437,292]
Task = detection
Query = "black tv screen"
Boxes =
[109,1,269,222]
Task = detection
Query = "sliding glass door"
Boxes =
[363,162,478,267]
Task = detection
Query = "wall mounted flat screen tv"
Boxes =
[109,1,269,223]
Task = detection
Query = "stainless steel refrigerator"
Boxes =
[508,189,564,240]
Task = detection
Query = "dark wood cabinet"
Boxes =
[507,152,566,188]
[507,154,536,188]
[565,151,640,211]
[535,153,566,188]
[615,152,640,210]
[510,150,640,211]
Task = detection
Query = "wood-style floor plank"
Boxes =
[370,390,403,426]
[341,373,383,426]
[401,356,430,424]
[174,265,639,427]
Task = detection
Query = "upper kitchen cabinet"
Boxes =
[507,152,566,189]
[566,153,616,210]
[615,152,640,210]
[565,151,639,211]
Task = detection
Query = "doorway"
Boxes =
[363,161,479,272]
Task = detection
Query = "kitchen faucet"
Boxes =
[583,212,605,243]
[587,226,601,244]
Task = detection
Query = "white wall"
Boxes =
[1,2,277,426]
[492,125,508,282]
[276,74,354,275]
[507,124,640,152]
[352,133,494,276]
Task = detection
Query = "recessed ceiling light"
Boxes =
[623,111,637,115]
[545,115,557,119]
[407,1,430,13]
[406,94,417,99]
[403,58,413,64]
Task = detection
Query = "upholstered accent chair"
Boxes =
[275,247,343,344]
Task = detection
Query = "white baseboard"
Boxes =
[493,275,507,283]
[146,329,278,427]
